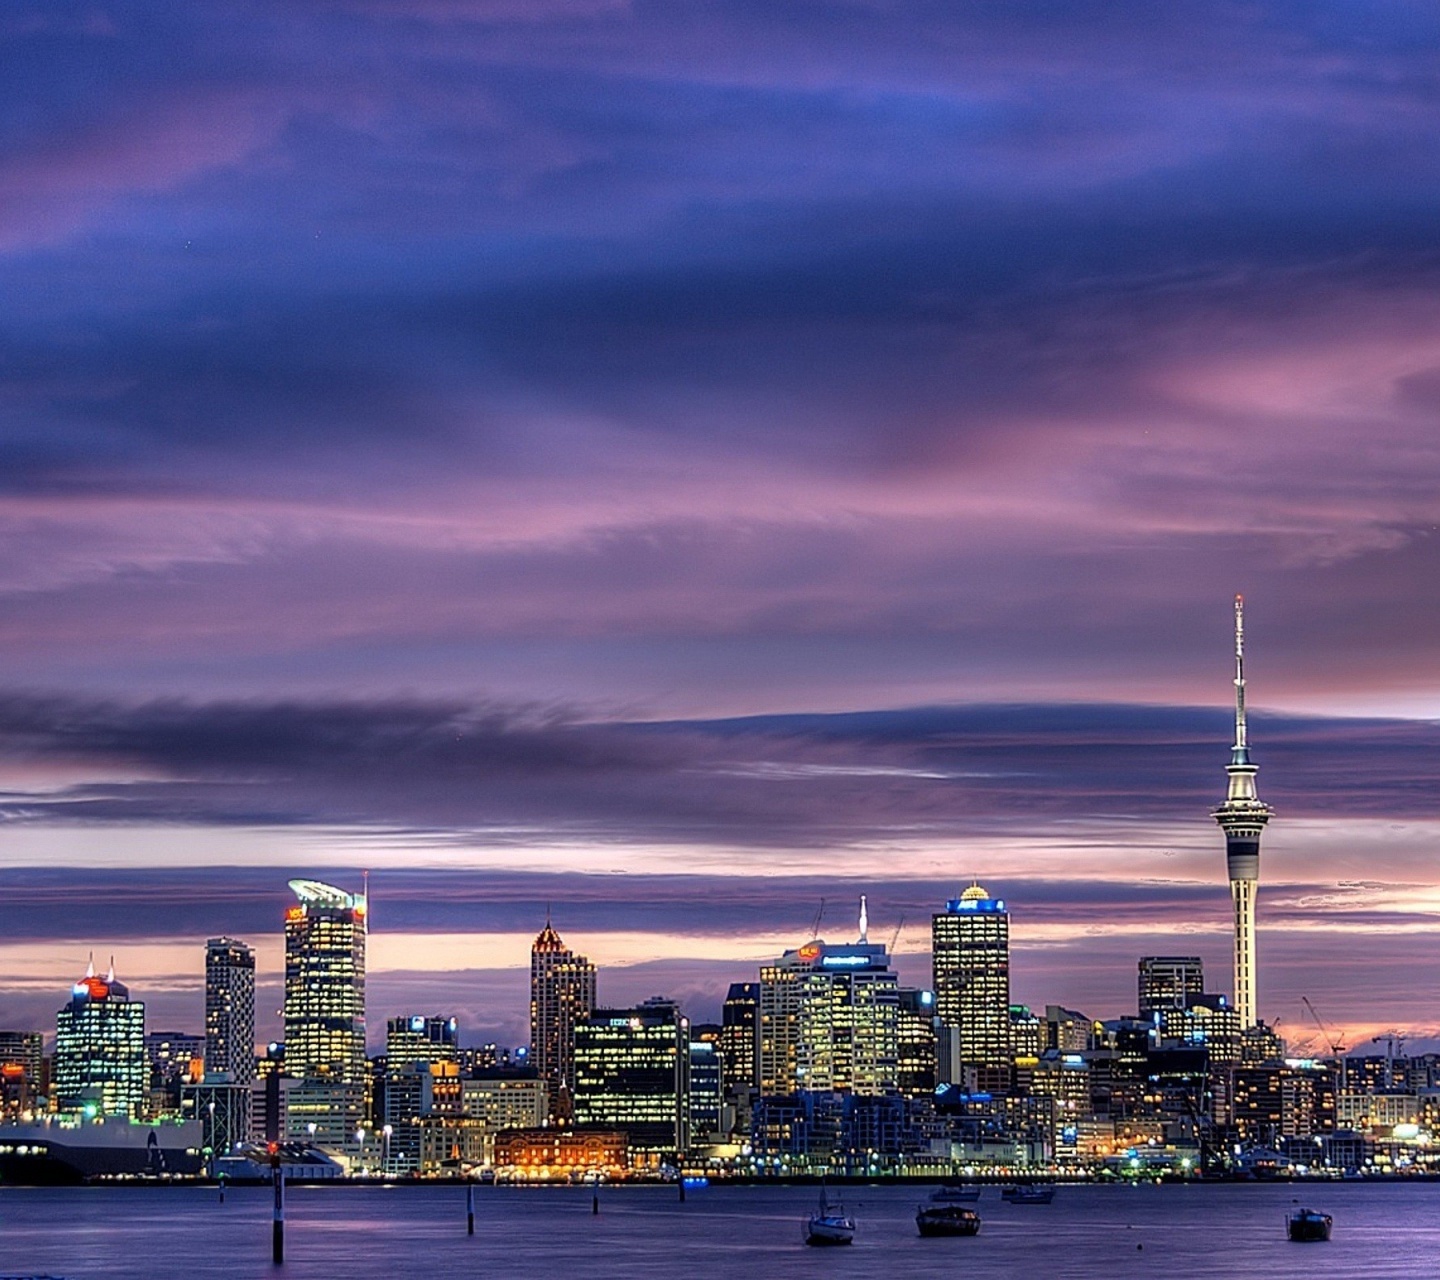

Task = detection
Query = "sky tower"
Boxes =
[1212,595,1272,1029]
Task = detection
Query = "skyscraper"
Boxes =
[759,905,901,1097]
[1212,595,1272,1029]
[932,883,1010,1089]
[573,997,690,1154]
[386,1015,459,1069]
[720,982,759,1096]
[1138,956,1204,1018]
[282,879,367,1083]
[205,937,256,1085]
[529,919,596,1120]
[54,959,146,1120]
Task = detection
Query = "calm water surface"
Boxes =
[2,1182,1435,1279]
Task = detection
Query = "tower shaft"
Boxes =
[1212,595,1271,1029]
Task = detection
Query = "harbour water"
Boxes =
[2,1181,1436,1279]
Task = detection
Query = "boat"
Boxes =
[929,1180,982,1203]
[916,1204,982,1237]
[1287,1208,1332,1242]
[0,1118,203,1185]
[1001,1182,1056,1204]
[804,1185,856,1246]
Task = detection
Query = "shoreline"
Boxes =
[4,1172,1433,1189]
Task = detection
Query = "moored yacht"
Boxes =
[916,1203,981,1237]
[1000,1182,1055,1204]
[1287,1208,1332,1242]
[929,1180,981,1203]
[804,1185,856,1246]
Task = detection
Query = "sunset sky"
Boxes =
[4,0,1440,1053]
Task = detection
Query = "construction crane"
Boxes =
[1370,1029,1410,1091]
[1302,997,1348,1090]
[1372,1030,1407,1060]
[888,914,906,955]
[1301,998,1346,1055]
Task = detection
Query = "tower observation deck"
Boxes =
[1211,595,1272,1029]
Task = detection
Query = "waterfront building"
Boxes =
[204,937,256,1086]
[181,1077,252,1164]
[386,1015,459,1069]
[1028,1051,1090,1160]
[1212,596,1273,1029]
[759,916,901,1096]
[529,918,596,1121]
[932,884,1010,1089]
[283,879,367,1084]
[379,1060,463,1172]
[1138,956,1205,1017]
[720,982,759,1094]
[1231,1060,1336,1146]
[573,997,690,1155]
[492,1127,627,1180]
[0,1031,44,1117]
[145,1030,205,1117]
[897,989,937,1097]
[251,1071,300,1144]
[285,1077,367,1156]
[460,1072,549,1131]
[55,960,146,1120]
[689,1038,724,1142]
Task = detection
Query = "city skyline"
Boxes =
[6,1,1440,1074]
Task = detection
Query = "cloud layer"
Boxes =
[4,2,1440,1048]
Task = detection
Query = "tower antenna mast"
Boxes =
[1213,594,1272,1030]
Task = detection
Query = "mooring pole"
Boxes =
[467,1178,475,1235]
[592,1188,599,1215]
[272,1149,285,1265]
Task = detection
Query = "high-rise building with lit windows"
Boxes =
[896,988,937,1098]
[720,982,759,1095]
[205,937,255,1085]
[759,907,901,1097]
[54,959,146,1120]
[573,997,690,1154]
[932,884,1010,1087]
[386,1015,459,1070]
[0,1031,44,1117]
[529,919,596,1120]
[1138,956,1204,1018]
[282,879,367,1084]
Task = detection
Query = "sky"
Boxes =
[4,0,1440,1055]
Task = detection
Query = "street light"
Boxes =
[382,1124,393,1176]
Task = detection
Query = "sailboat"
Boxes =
[804,1184,856,1246]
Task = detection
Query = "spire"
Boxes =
[106,956,115,983]
[85,953,95,979]
[1231,593,1249,766]
[858,895,869,944]
[1221,594,1265,806]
